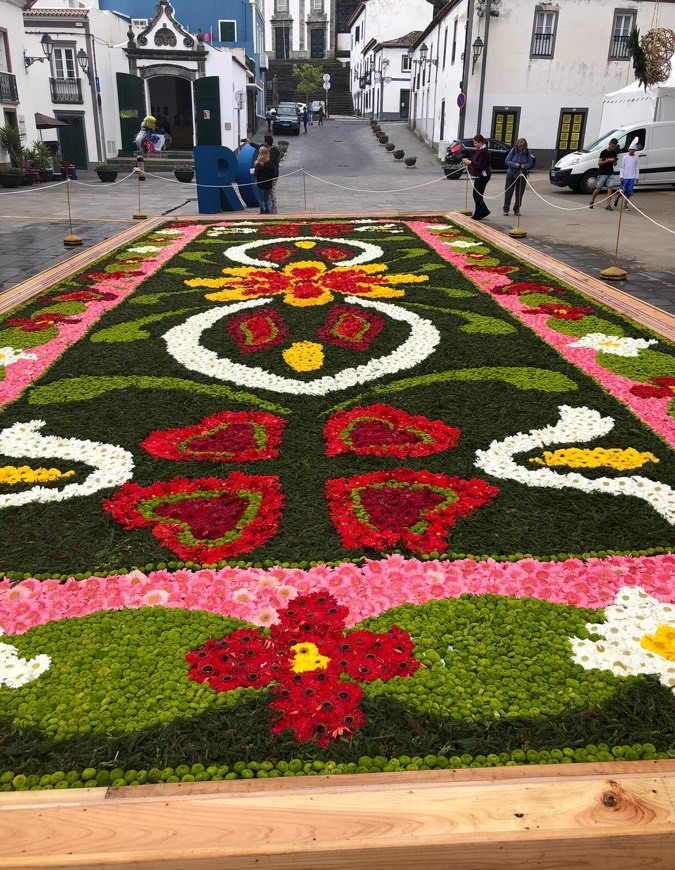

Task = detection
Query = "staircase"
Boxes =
[113,151,194,172]
[267,58,353,116]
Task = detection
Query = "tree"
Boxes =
[292,63,324,103]
[432,0,448,12]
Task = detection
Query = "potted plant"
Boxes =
[174,163,194,183]
[21,148,39,185]
[0,124,23,169]
[385,142,396,152]
[0,167,24,189]
[30,140,54,181]
[394,149,405,160]
[378,134,389,145]
[96,163,120,182]
[404,155,417,167]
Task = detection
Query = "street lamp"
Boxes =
[24,33,53,70]
[471,36,483,73]
[77,48,90,78]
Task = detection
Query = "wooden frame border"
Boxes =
[1,212,674,867]
[2,761,675,868]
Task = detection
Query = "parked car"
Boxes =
[273,106,301,136]
[443,138,536,179]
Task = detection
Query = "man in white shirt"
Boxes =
[613,140,640,209]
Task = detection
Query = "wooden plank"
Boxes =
[3,764,675,869]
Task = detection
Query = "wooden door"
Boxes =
[194,76,221,147]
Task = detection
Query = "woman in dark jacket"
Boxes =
[254,146,276,214]
[462,134,492,220]
[504,138,534,217]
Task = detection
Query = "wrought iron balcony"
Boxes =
[49,77,83,104]
[609,34,630,60]
[531,32,553,57]
[0,71,19,103]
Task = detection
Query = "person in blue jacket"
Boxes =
[302,106,309,133]
[503,138,534,217]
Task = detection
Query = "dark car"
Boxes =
[443,138,536,179]
[273,106,300,136]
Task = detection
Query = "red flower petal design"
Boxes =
[326,469,499,555]
[103,473,283,562]
[186,590,420,747]
[140,411,286,463]
[316,305,385,351]
[324,404,460,458]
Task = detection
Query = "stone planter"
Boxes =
[174,170,195,183]
[0,172,23,189]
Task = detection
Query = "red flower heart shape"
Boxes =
[103,473,284,563]
[324,404,460,458]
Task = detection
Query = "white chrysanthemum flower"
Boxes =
[0,639,51,688]
[207,227,258,236]
[0,347,38,367]
[570,587,675,690]
[224,237,382,269]
[154,229,181,235]
[446,240,483,249]
[0,420,134,509]
[126,245,160,254]
[569,333,658,357]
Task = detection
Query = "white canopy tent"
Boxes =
[601,67,675,130]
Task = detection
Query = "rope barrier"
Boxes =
[71,170,137,187]
[0,179,68,196]
[301,169,444,193]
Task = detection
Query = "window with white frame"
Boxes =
[355,25,360,43]
[218,20,237,42]
[402,53,411,72]
[53,46,77,79]
[0,31,9,73]
[451,18,458,64]
[311,0,324,11]
[276,0,288,11]
[530,8,558,58]
[609,10,635,59]
[131,18,148,30]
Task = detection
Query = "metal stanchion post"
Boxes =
[133,168,147,220]
[509,175,527,239]
[62,172,82,247]
[459,172,472,216]
[601,192,628,280]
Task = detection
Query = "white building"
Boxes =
[349,0,432,118]
[408,0,675,167]
[0,0,38,163]
[14,0,252,168]
[267,0,333,60]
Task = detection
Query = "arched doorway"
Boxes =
[148,75,194,150]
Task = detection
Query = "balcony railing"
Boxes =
[0,71,18,103]
[49,77,83,104]
[609,34,630,59]
[531,32,553,57]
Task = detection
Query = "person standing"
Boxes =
[254,146,276,214]
[246,135,281,213]
[613,140,640,210]
[590,138,619,210]
[318,103,325,125]
[503,138,534,216]
[462,134,492,220]
[302,106,309,133]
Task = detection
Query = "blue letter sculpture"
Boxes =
[236,143,260,209]
[194,146,244,213]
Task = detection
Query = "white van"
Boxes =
[549,121,675,194]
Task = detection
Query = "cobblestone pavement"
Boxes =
[1,117,674,314]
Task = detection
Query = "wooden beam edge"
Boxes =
[3,765,675,869]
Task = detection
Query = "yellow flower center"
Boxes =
[0,465,75,485]
[530,447,659,470]
[290,642,331,673]
[282,341,324,372]
[640,625,675,661]
[295,241,316,249]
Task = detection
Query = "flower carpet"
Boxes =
[0,216,674,792]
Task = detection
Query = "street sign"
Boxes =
[457,92,466,109]
[322,73,331,82]
[322,82,331,90]
[374,71,381,82]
